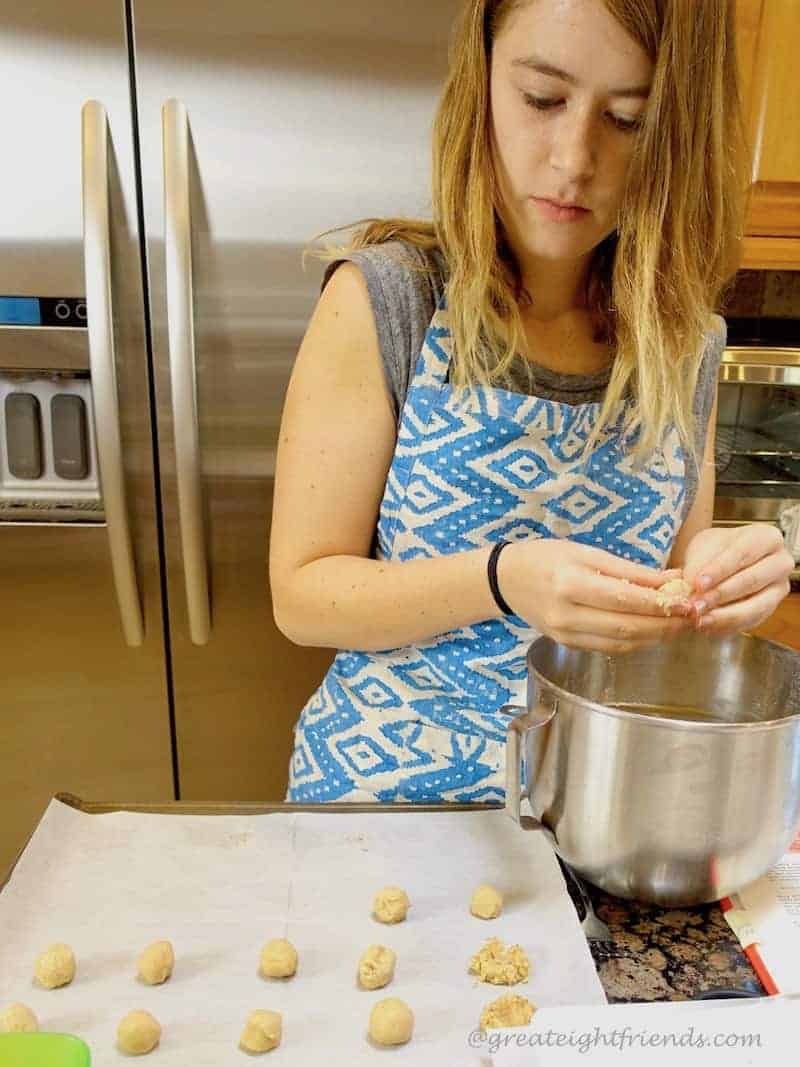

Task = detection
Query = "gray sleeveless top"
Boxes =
[321,239,726,519]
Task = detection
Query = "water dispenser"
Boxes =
[0,295,102,522]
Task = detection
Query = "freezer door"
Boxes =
[132,0,459,798]
[0,2,175,873]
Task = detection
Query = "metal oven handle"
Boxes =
[81,100,144,648]
[162,98,211,646]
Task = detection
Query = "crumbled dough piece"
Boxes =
[358,944,396,990]
[34,943,76,989]
[137,940,174,985]
[480,993,537,1030]
[259,938,298,978]
[373,886,410,924]
[469,938,530,985]
[655,577,692,616]
[470,884,503,919]
[368,997,414,1046]
[0,1002,38,1033]
[239,1009,282,1054]
[117,1010,161,1055]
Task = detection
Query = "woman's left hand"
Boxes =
[682,525,794,636]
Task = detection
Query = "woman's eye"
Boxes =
[522,93,641,133]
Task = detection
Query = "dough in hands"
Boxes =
[470,884,503,919]
[372,886,410,924]
[116,1010,161,1055]
[469,938,530,985]
[137,940,174,985]
[259,938,298,978]
[480,993,536,1029]
[239,1009,282,1053]
[358,944,396,990]
[655,577,692,616]
[0,1002,38,1033]
[34,943,76,989]
[368,997,414,1046]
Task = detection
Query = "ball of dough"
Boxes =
[239,1009,282,1053]
[117,1010,161,1055]
[358,944,396,990]
[470,884,503,919]
[368,997,414,1046]
[480,993,536,1030]
[372,886,410,924]
[469,937,530,986]
[0,1002,39,1033]
[34,943,76,989]
[259,938,298,979]
[655,577,692,616]
[137,940,174,985]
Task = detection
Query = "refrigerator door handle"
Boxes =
[162,98,211,646]
[81,100,145,648]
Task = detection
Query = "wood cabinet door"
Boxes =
[737,0,800,240]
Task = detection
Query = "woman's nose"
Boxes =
[548,111,597,183]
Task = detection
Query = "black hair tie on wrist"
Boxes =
[487,540,515,617]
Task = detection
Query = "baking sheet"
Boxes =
[0,798,606,1065]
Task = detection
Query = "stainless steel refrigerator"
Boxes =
[0,0,458,872]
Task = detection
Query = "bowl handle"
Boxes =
[498,702,556,832]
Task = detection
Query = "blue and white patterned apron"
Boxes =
[286,288,686,804]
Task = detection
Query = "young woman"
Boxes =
[270,0,793,804]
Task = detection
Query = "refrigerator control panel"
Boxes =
[0,295,86,328]
[0,374,102,522]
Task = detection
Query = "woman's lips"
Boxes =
[531,197,591,223]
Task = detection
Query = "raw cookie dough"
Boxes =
[259,938,298,978]
[137,940,174,985]
[655,577,692,616]
[368,997,414,1046]
[34,943,76,989]
[373,886,410,924]
[239,1009,282,1053]
[469,938,530,985]
[470,884,503,919]
[0,1002,38,1033]
[358,945,396,990]
[117,1010,161,1055]
[480,993,536,1029]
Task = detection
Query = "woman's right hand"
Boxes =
[497,538,692,654]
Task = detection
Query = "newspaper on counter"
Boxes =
[721,828,800,994]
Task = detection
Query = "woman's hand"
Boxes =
[682,525,793,636]
[498,538,692,654]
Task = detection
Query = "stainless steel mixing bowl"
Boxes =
[500,631,800,905]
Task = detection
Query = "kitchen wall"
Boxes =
[720,268,800,318]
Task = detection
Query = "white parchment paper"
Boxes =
[0,798,606,1065]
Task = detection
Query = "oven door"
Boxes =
[713,346,800,582]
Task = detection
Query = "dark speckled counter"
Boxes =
[581,882,765,1003]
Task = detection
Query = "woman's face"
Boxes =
[490,0,653,270]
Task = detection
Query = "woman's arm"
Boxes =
[669,390,793,632]
[268,262,504,650]
[668,391,718,569]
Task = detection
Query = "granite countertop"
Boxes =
[580,880,764,1003]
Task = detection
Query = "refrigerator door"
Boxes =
[0,2,175,874]
[132,0,459,798]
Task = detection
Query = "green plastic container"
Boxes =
[0,1033,91,1066]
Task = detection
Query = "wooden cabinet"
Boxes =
[736,0,800,269]
[751,593,800,649]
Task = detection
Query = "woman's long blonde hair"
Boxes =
[303,0,751,461]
